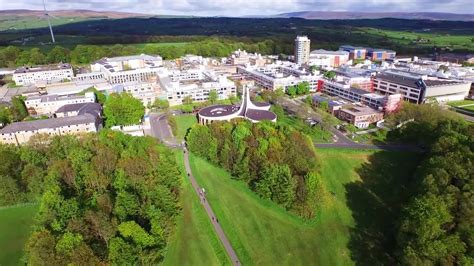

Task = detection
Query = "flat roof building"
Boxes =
[24,92,96,116]
[374,70,471,103]
[157,67,236,106]
[13,64,74,86]
[237,62,321,92]
[337,106,384,129]
[90,54,162,84]
[309,49,350,68]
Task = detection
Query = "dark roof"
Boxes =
[198,104,240,117]
[55,102,101,116]
[253,102,271,107]
[375,72,420,88]
[376,72,464,88]
[14,64,72,74]
[245,109,277,121]
[0,114,97,134]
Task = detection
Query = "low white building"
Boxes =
[111,82,160,107]
[309,49,350,68]
[90,54,162,84]
[13,64,74,86]
[237,62,321,91]
[374,70,472,103]
[157,67,236,106]
[24,92,96,115]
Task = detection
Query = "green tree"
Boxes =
[10,96,28,121]
[296,82,310,95]
[287,86,297,97]
[152,98,170,110]
[104,93,145,127]
[324,71,336,80]
[47,46,71,63]
[208,89,218,104]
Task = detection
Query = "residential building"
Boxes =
[157,67,236,106]
[309,49,350,68]
[13,64,74,86]
[373,70,472,103]
[237,62,321,91]
[90,54,162,84]
[339,45,367,60]
[24,92,96,115]
[337,106,384,129]
[0,102,102,145]
[295,36,311,65]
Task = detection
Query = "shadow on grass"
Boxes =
[345,151,422,265]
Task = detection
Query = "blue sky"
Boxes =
[1,0,473,16]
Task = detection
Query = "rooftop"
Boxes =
[0,114,97,134]
[341,106,382,116]
[14,64,72,74]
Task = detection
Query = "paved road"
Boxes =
[182,147,241,266]
[148,113,181,147]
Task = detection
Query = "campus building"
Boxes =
[308,49,350,68]
[320,79,402,113]
[13,64,74,86]
[237,62,321,92]
[339,45,367,60]
[227,50,267,66]
[90,54,163,84]
[198,86,276,124]
[373,70,472,103]
[24,92,96,116]
[294,36,311,65]
[0,102,102,145]
[337,105,384,129]
[157,67,237,106]
[366,48,396,61]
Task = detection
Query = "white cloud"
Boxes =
[0,0,472,16]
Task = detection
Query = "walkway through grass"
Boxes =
[188,148,421,265]
[161,151,229,266]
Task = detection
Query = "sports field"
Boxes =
[0,204,38,265]
[187,148,421,265]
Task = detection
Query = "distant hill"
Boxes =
[275,11,474,21]
[0,9,149,19]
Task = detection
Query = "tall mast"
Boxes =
[42,0,55,43]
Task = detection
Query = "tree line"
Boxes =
[0,38,284,68]
[0,131,182,264]
[386,103,474,264]
[186,119,323,218]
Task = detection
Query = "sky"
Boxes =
[1,0,473,16]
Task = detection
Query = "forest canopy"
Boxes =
[0,131,181,264]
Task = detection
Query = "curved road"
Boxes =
[183,148,241,266]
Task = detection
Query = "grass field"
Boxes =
[448,100,474,112]
[276,110,333,143]
[0,204,38,265]
[363,28,474,51]
[188,148,421,265]
[161,151,229,266]
[175,114,198,140]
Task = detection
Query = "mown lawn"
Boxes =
[0,204,38,265]
[161,151,229,266]
[175,114,198,140]
[188,148,421,265]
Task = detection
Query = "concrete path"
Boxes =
[182,147,241,266]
